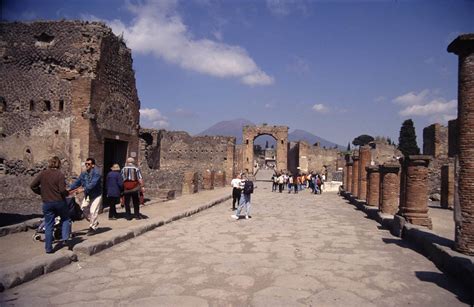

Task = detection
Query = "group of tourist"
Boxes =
[230,174,254,220]
[271,172,324,194]
[30,156,145,254]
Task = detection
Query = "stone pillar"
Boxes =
[366,165,380,207]
[351,154,360,198]
[399,155,432,229]
[343,154,351,191]
[214,170,226,188]
[347,162,353,194]
[448,34,474,254]
[358,145,371,201]
[379,162,400,215]
[182,171,199,194]
[440,162,455,209]
[202,170,215,190]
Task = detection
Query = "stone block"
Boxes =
[391,215,406,237]
[0,259,44,290]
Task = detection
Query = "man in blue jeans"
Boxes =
[31,156,71,253]
[231,176,254,220]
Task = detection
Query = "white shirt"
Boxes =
[231,178,242,188]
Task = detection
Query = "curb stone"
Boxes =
[0,252,76,291]
[341,190,474,293]
[0,194,231,292]
[0,218,42,237]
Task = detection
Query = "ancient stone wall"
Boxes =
[370,141,401,165]
[423,123,449,200]
[0,21,140,222]
[305,142,339,176]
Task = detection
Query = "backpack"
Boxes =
[243,180,254,194]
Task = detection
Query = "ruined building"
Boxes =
[0,21,140,219]
[138,129,235,198]
[423,123,449,200]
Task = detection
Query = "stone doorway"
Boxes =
[242,125,288,174]
[103,138,128,178]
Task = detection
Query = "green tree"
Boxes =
[352,134,374,147]
[398,119,420,156]
[347,142,351,151]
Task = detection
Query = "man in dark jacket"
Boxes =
[106,164,123,220]
[30,156,71,253]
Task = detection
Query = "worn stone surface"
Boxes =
[1,186,470,305]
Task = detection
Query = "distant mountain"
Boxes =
[196,119,343,150]
[288,129,344,150]
[196,118,254,144]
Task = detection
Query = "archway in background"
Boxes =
[242,125,288,174]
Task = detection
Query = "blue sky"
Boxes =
[3,0,473,146]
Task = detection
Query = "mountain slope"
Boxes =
[289,129,343,149]
[196,119,343,149]
[196,118,254,144]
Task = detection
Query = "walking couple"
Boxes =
[230,174,254,220]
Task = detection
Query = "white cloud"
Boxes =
[174,107,197,118]
[312,103,329,113]
[140,108,169,128]
[393,89,430,106]
[399,99,457,116]
[266,0,309,17]
[264,103,274,109]
[108,0,273,86]
[374,96,386,103]
[392,89,457,121]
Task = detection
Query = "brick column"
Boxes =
[448,34,474,255]
[379,162,400,215]
[399,155,432,229]
[352,154,360,198]
[366,165,380,207]
[358,145,371,201]
[440,162,454,209]
[202,170,215,190]
[347,162,353,194]
[344,154,351,191]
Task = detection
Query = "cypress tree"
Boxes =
[398,119,420,156]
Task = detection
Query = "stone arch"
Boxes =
[242,125,288,174]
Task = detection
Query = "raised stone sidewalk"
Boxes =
[0,188,232,292]
[340,190,474,294]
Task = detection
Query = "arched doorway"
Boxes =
[242,125,288,174]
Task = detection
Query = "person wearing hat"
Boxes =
[106,163,123,220]
[121,157,144,220]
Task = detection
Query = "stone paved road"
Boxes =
[1,184,471,306]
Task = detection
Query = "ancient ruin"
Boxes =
[0,21,140,221]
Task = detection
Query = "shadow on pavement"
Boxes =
[415,271,473,305]
[0,213,42,227]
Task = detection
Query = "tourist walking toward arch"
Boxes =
[69,157,102,235]
[30,156,71,253]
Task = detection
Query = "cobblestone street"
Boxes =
[1,184,471,306]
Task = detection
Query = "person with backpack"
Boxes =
[231,176,254,220]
